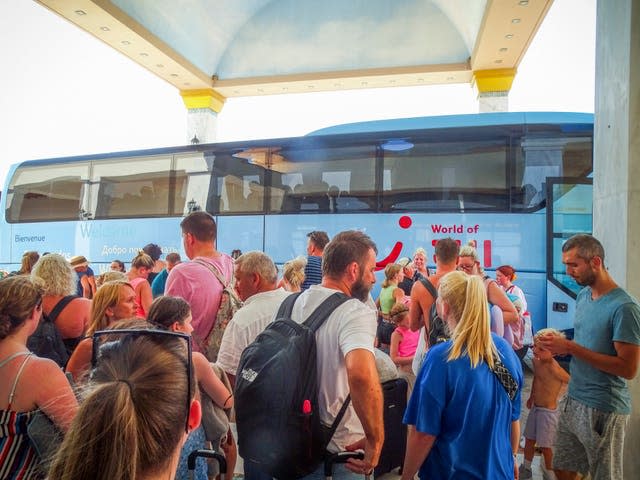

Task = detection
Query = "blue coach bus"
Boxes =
[0,112,593,332]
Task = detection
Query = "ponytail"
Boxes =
[49,333,194,480]
[439,271,497,369]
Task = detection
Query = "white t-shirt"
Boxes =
[216,287,291,376]
[289,285,377,452]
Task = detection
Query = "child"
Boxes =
[389,303,420,395]
[519,328,570,480]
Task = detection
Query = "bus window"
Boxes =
[173,152,213,215]
[268,143,376,213]
[91,156,172,219]
[5,163,89,222]
[515,136,592,210]
[208,153,265,214]
[382,138,508,212]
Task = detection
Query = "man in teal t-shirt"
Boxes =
[540,234,640,480]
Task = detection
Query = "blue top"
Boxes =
[569,287,640,414]
[75,266,94,297]
[404,334,522,480]
[301,255,322,291]
[151,268,169,298]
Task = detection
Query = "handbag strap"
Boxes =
[490,354,518,401]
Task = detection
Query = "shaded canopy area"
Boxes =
[38,0,552,108]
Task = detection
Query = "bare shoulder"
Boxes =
[25,355,67,381]
[70,297,91,312]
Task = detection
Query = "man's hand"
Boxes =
[538,333,571,356]
[344,438,375,475]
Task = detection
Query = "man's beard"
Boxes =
[351,274,372,302]
[575,269,597,287]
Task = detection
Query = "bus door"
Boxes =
[546,177,593,331]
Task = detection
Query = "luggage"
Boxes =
[234,292,351,479]
[374,378,408,478]
[324,451,370,480]
[187,449,227,480]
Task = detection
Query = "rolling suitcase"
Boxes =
[324,451,371,480]
[374,378,408,478]
[188,449,227,480]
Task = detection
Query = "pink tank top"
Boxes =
[129,277,148,318]
[395,326,420,357]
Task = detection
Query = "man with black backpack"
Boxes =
[234,230,384,480]
[409,238,459,374]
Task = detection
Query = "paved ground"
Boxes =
[232,353,549,479]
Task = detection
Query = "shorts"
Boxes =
[523,405,559,448]
[553,396,628,480]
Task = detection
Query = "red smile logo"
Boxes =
[375,216,411,270]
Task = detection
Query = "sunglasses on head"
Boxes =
[91,328,193,433]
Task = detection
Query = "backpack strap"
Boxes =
[275,292,303,319]
[419,277,438,301]
[194,258,229,287]
[193,259,242,306]
[47,295,78,322]
[303,292,351,333]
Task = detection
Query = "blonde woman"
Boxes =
[49,328,201,480]
[281,256,307,292]
[457,243,519,346]
[66,280,137,382]
[401,271,523,480]
[31,253,91,353]
[376,263,405,318]
[126,251,155,318]
[12,251,40,276]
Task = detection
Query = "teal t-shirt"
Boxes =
[569,287,640,414]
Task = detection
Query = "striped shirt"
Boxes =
[301,255,322,291]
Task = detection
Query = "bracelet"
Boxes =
[223,394,233,408]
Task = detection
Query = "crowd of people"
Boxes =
[1,219,639,480]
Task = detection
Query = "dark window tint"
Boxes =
[382,138,508,212]
[91,156,173,219]
[6,163,88,222]
[259,143,377,213]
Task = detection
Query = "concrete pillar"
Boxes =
[478,91,509,113]
[592,1,640,478]
[180,89,226,144]
[472,69,516,113]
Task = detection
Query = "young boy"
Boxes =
[519,328,570,480]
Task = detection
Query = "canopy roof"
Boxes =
[38,0,552,105]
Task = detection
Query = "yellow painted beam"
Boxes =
[180,89,226,113]
[472,68,517,93]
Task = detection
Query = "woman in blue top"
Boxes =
[401,271,523,480]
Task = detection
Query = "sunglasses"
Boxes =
[91,328,193,433]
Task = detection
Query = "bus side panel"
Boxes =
[262,212,548,329]
[6,218,184,273]
[216,216,264,255]
[77,218,183,272]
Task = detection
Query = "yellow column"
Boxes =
[180,89,226,144]
[472,69,516,113]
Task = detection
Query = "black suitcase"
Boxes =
[187,449,227,480]
[374,378,408,478]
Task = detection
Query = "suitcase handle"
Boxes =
[187,449,227,478]
[324,451,365,479]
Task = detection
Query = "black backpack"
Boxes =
[234,292,351,479]
[27,296,75,368]
[419,278,450,347]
